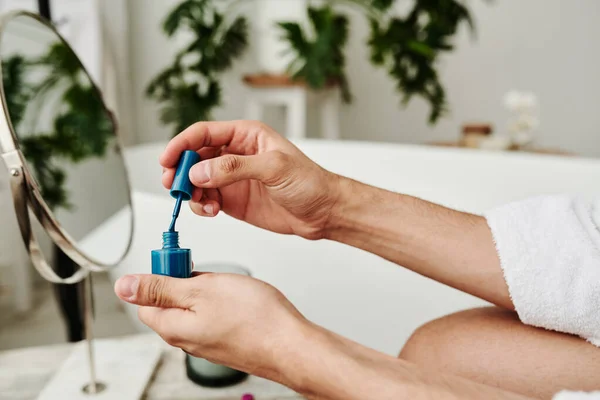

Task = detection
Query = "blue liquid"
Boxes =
[151,231,191,278]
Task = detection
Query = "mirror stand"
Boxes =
[80,275,106,395]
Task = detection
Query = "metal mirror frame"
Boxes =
[0,10,135,283]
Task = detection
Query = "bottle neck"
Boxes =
[162,231,180,249]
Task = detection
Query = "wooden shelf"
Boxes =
[242,73,338,89]
[428,141,575,156]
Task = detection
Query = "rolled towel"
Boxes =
[553,391,600,400]
[485,194,600,346]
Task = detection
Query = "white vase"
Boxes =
[252,0,308,74]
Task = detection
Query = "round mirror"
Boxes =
[0,12,133,269]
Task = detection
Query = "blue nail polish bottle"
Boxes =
[151,150,200,278]
[151,151,248,388]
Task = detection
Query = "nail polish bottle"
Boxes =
[151,151,248,388]
[151,150,200,278]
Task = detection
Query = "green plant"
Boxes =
[278,5,352,103]
[279,0,479,124]
[2,42,114,211]
[366,0,477,123]
[146,0,249,137]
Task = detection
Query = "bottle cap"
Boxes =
[170,150,201,201]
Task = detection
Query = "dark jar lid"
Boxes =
[462,123,493,135]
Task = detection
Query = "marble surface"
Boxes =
[37,335,162,400]
[0,333,304,400]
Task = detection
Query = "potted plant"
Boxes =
[278,4,352,103]
[278,0,480,124]
[146,0,249,137]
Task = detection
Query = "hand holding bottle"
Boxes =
[114,272,308,382]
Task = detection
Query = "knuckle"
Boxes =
[146,278,164,306]
[181,287,200,305]
[189,201,204,216]
[263,151,291,185]
[246,120,275,138]
[268,151,289,170]
[161,331,182,347]
[218,155,242,174]
[256,121,272,133]
[246,119,266,130]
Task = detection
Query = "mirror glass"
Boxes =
[0,14,132,266]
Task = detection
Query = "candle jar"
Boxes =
[185,263,252,387]
[461,123,493,149]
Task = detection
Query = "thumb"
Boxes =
[114,274,193,309]
[189,151,291,188]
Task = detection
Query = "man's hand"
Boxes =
[160,120,340,240]
[114,272,531,400]
[113,272,307,378]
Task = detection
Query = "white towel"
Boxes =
[485,194,600,345]
[485,195,600,399]
[554,391,600,400]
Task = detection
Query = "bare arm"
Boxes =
[277,320,532,400]
[325,177,513,310]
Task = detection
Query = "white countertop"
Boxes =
[0,333,303,400]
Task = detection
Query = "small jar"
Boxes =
[461,123,492,149]
[185,263,251,388]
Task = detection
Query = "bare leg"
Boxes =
[400,307,600,400]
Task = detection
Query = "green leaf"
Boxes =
[278,22,309,55]
[406,40,435,59]
[278,5,353,103]
[156,81,221,137]
[163,0,211,36]
[148,0,248,136]
[366,0,476,123]
[1,55,32,127]
[371,0,394,11]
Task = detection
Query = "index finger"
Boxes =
[159,120,247,168]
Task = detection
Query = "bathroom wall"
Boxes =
[127,0,600,157]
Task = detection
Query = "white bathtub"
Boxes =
[99,140,600,356]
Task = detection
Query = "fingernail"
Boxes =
[191,163,209,184]
[116,275,139,300]
[203,204,214,215]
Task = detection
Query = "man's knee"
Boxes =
[399,307,600,399]
[399,306,518,368]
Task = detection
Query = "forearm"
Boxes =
[276,320,531,400]
[325,177,513,310]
